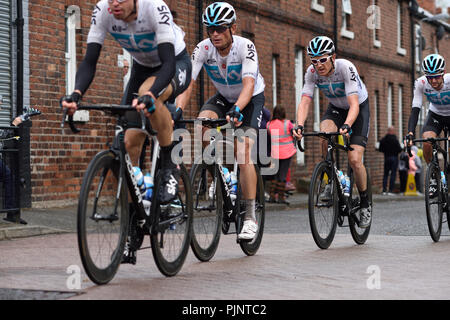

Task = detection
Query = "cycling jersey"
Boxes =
[301,59,368,109]
[412,74,450,116]
[87,0,186,68]
[191,35,265,103]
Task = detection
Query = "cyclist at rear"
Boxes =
[176,2,265,241]
[406,54,449,197]
[60,0,192,264]
[293,36,371,228]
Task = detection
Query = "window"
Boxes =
[65,5,88,122]
[294,48,304,165]
[368,0,381,47]
[397,1,407,56]
[374,90,380,146]
[311,0,325,13]
[398,85,403,142]
[341,0,354,39]
[387,84,393,127]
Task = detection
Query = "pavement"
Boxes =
[0,191,424,241]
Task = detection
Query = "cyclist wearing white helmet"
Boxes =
[293,36,371,228]
[177,1,265,240]
[406,53,449,196]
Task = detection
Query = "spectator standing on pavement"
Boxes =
[411,146,423,194]
[378,126,402,195]
[398,148,410,193]
[267,106,296,204]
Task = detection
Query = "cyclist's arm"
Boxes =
[235,77,255,111]
[296,95,313,127]
[74,42,102,95]
[407,79,424,135]
[148,42,176,98]
[344,94,360,127]
[176,44,204,111]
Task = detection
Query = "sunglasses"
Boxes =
[311,56,332,65]
[426,74,443,80]
[108,0,128,3]
[207,25,229,35]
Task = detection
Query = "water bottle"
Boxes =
[143,173,154,200]
[208,179,216,199]
[133,166,146,196]
[441,171,447,192]
[230,172,238,197]
[344,176,351,197]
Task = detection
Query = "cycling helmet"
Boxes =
[307,36,335,57]
[422,54,445,75]
[202,2,236,27]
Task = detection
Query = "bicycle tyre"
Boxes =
[150,164,193,276]
[77,151,129,285]
[349,168,372,245]
[425,163,443,242]
[240,164,265,256]
[308,161,338,249]
[189,163,223,262]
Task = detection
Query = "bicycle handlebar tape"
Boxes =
[137,95,155,114]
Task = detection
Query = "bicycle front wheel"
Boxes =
[239,165,265,256]
[349,167,372,245]
[150,164,193,276]
[189,163,223,262]
[77,151,129,285]
[308,161,338,249]
[425,164,443,242]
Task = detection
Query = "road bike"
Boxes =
[61,103,193,284]
[297,132,372,249]
[182,118,265,261]
[408,128,450,242]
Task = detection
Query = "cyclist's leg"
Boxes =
[198,94,228,149]
[320,104,342,158]
[421,112,442,164]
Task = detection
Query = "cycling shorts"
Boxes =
[422,111,450,136]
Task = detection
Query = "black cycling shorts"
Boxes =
[200,92,265,131]
[321,98,370,148]
[422,111,450,136]
[121,49,192,130]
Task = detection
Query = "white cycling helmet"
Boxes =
[307,36,335,57]
[203,2,236,27]
[422,54,445,75]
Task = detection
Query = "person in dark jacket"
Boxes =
[378,126,403,194]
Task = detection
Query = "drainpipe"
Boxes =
[197,0,204,107]
[333,0,338,52]
[16,0,23,116]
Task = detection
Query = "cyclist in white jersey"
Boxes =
[177,2,266,240]
[293,36,371,228]
[406,54,448,197]
[61,0,192,264]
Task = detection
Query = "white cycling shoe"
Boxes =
[238,219,258,241]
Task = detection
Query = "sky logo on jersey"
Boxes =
[204,64,243,85]
[425,91,450,105]
[110,32,157,53]
[317,82,346,98]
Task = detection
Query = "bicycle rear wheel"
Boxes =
[425,164,443,242]
[239,165,265,256]
[349,167,372,245]
[150,164,193,276]
[308,161,338,249]
[77,151,129,285]
[189,163,223,262]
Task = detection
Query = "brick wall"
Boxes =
[27,0,450,207]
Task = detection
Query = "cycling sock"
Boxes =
[359,190,369,208]
[160,144,176,169]
[244,199,256,221]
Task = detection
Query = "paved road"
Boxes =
[1,197,450,301]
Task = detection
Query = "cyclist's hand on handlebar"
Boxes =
[292,125,304,140]
[405,133,414,146]
[339,123,352,138]
[60,91,81,116]
[226,106,243,127]
[133,92,156,116]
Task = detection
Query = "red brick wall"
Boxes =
[27,0,450,206]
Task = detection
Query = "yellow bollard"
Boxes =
[404,173,418,196]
